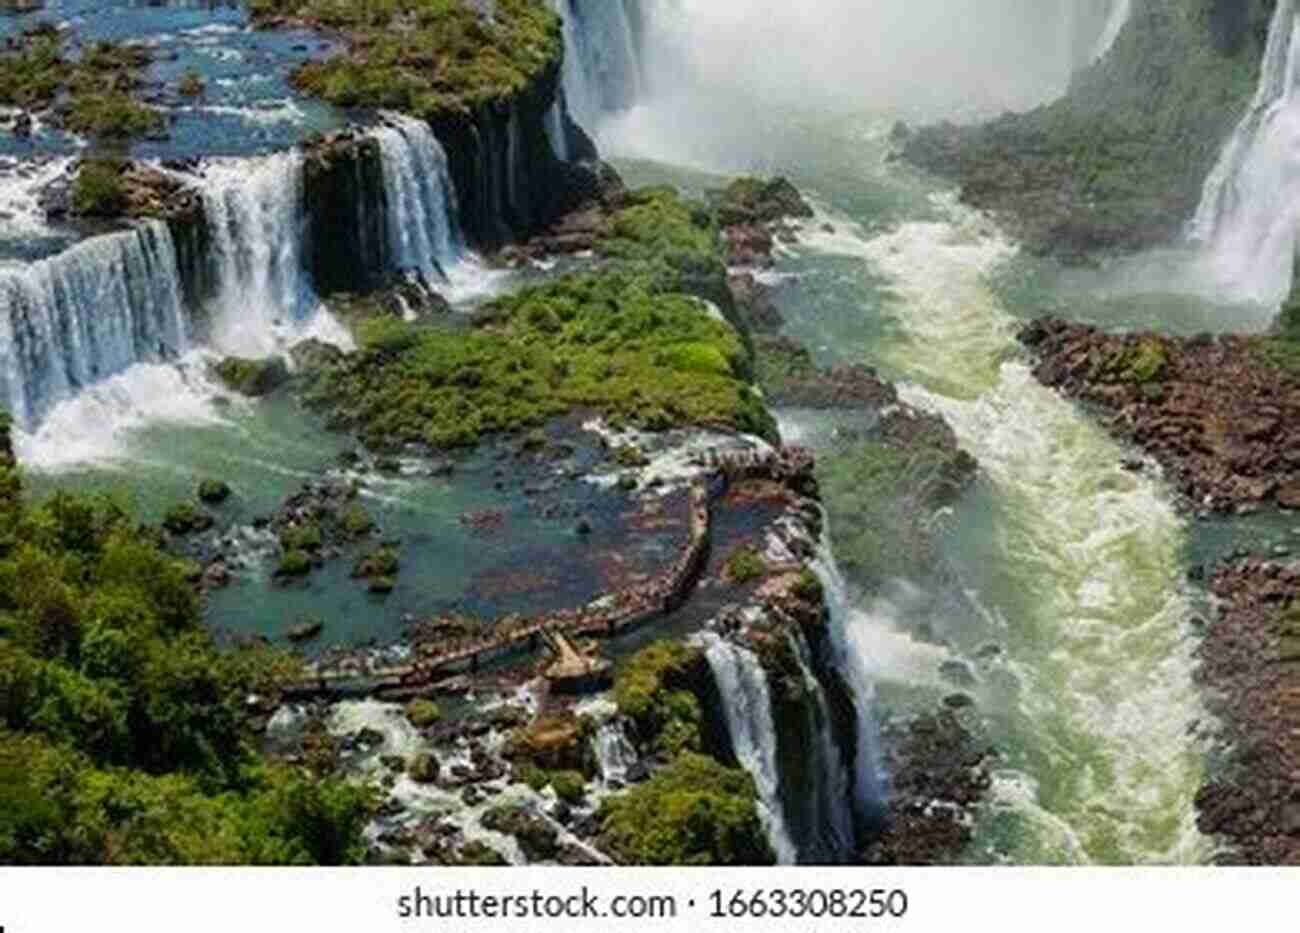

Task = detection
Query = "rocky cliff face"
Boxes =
[901,0,1275,261]
[430,59,589,251]
[302,130,390,297]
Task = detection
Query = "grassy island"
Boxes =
[0,27,162,139]
[248,0,562,117]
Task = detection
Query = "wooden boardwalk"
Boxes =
[281,447,813,701]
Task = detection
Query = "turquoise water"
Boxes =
[0,0,344,161]
[616,105,1220,863]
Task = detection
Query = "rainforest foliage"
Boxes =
[0,417,372,864]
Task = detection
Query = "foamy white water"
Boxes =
[821,195,1212,864]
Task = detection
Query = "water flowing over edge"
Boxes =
[697,630,799,864]
[1191,0,1300,305]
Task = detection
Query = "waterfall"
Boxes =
[545,98,571,162]
[0,222,188,429]
[592,719,638,786]
[373,113,463,286]
[698,631,798,865]
[1088,0,1131,65]
[198,149,319,357]
[808,525,887,829]
[788,629,856,861]
[1191,0,1300,306]
[551,0,644,135]
[1062,0,1130,73]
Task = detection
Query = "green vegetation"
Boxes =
[352,544,400,580]
[339,503,374,538]
[614,641,705,758]
[279,522,323,554]
[903,0,1274,260]
[792,567,824,604]
[597,753,773,866]
[161,501,213,536]
[819,436,972,587]
[197,479,232,505]
[404,699,441,728]
[724,546,766,584]
[248,0,561,118]
[1098,336,1169,384]
[516,765,586,804]
[0,415,372,864]
[212,356,290,397]
[712,176,813,227]
[70,158,129,216]
[297,268,774,452]
[276,549,313,578]
[0,30,162,139]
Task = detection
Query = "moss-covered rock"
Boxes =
[161,501,214,536]
[597,753,774,866]
[276,549,313,578]
[505,712,594,775]
[197,479,232,505]
[404,699,442,728]
[408,751,440,785]
[480,804,559,862]
[712,176,814,227]
[213,356,290,397]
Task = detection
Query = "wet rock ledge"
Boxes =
[1197,558,1300,865]
[1020,317,1300,514]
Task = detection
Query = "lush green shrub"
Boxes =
[613,641,704,757]
[597,753,773,865]
[724,546,765,584]
[0,418,372,864]
[276,549,312,577]
[161,502,213,536]
[71,158,129,217]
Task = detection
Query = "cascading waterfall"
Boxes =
[1088,0,1132,65]
[698,631,798,865]
[787,628,856,861]
[0,221,188,428]
[1061,0,1131,73]
[592,719,638,786]
[808,528,888,829]
[550,0,644,135]
[373,113,465,288]
[1192,0,1300,306]
[198,149,320,356]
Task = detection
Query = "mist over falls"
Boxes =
[562,0,1134,156]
